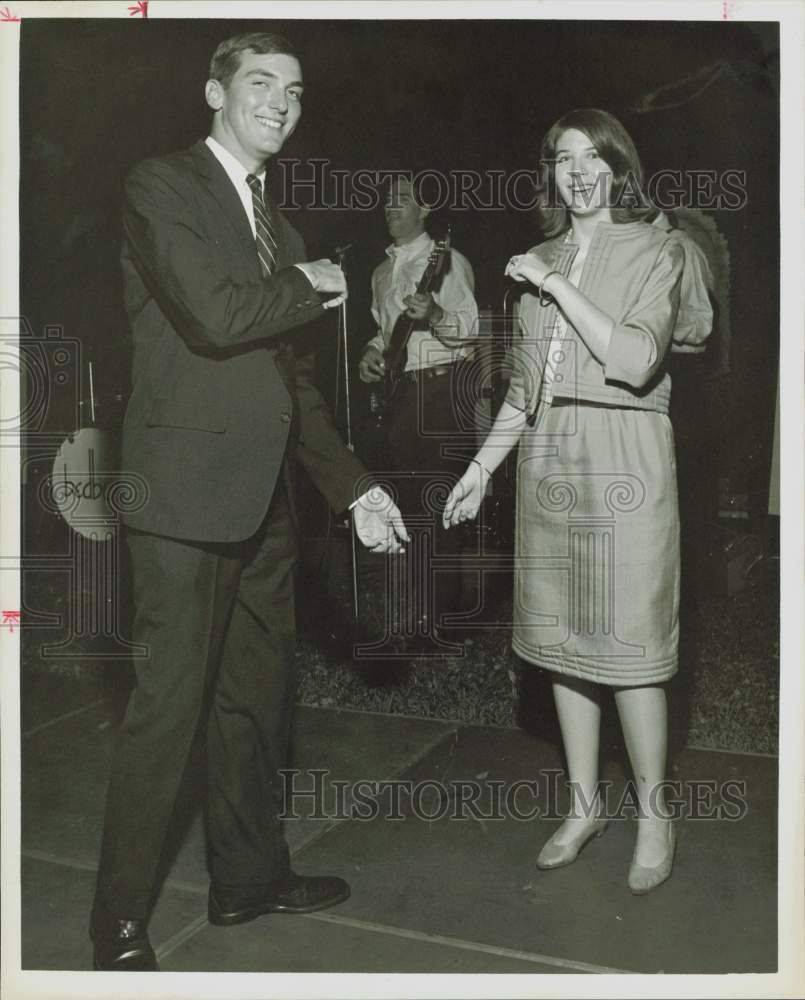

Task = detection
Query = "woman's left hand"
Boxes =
[505,252,552,287]
[443,461,490,529]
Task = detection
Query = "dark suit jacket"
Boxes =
[120,140,367,542]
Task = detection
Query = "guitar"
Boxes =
[370,229,452,419]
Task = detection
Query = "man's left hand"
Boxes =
[353,487,410,554]
[403,292,443,325]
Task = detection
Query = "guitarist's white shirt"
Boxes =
[368,232,478,371]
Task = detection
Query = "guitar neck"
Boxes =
[417,235,449,294]
[414,264,438,297]
[384,232,451,375]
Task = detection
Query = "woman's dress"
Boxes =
[511,236,681,687]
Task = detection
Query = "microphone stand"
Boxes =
[334,244,360,624]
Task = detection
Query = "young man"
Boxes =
[359,177,478,648]
[91,32,408,971]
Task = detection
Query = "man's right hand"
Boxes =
[353,486,409,554]
[359,345,386,382]
[295,259,348,310]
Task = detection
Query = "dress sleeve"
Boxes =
[503,294,546,414]
[604,240,683,389]
[669,233,714,354]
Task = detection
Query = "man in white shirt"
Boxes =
[359,177,479,648]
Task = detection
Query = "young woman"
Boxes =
[444,109,689,894]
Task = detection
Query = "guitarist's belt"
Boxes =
[400,361,461,384]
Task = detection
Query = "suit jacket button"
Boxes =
[280,411,291,423]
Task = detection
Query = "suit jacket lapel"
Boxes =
[188,140,262,279]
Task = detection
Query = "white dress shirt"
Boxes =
[367,231,478,371]
[205,136,265,239]
[205,136,320,286]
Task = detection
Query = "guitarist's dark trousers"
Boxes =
[363,363,470,638]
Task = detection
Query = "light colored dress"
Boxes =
[510,225,682,686]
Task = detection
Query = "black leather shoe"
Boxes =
[208,873,351,926]
[91,917,158,971]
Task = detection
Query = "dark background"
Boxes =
[19,17,779,524]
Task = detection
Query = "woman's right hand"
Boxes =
[443,461,491,529]
[505,252,553,287]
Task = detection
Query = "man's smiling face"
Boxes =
[206,51,303,172]
[384,179,428,245]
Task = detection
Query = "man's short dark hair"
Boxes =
[209,32,299,88]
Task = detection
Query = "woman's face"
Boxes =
[553,128,614,217]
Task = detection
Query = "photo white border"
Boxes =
[1,2,802,998]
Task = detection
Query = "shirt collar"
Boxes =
[385,230,431,261]
[205,135,265,192]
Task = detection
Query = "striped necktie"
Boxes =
[246,173,278,276]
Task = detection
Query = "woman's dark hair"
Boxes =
[209,32,300,88]
[535,108,653,238]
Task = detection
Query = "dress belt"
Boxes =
[551,397,647,411]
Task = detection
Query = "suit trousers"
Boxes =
[93,479,298,921]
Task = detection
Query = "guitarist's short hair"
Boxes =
[381,172,432,205]
[383,172,448,235]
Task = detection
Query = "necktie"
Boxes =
[246,173,278,276]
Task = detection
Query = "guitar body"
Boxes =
[373,230,452,418]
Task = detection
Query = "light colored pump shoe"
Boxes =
[536,817,609,870]
[628,821,677,895]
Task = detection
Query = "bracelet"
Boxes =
[471,458,493,479]
[537,269,560,306]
